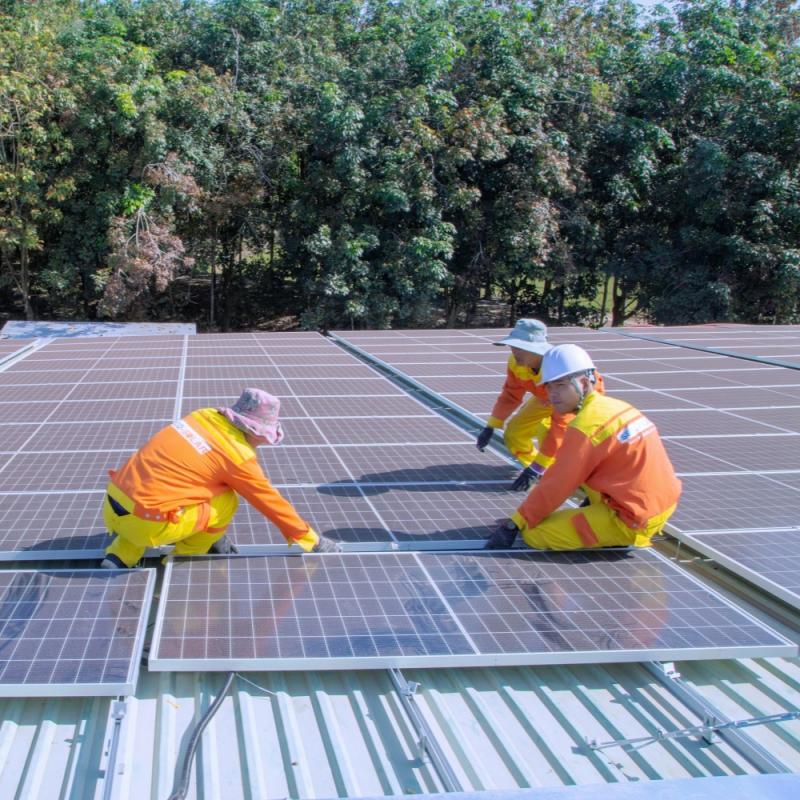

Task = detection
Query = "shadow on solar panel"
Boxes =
[318,469,514,493]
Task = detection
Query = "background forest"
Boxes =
[1,0,799,330]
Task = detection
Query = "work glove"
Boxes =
[475,426,495,451]
[511,464,544,492]
[312,535,343,554]
[484,519,519,550]
[209,535,238,555]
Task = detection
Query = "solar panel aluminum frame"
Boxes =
[147,553,796,672]
[0,567,156,698]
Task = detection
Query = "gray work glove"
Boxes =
[476,426,495,451]
[484,519,519,550]
[209,535,238,555]
[312,535,343,554]
[511,464,543,492]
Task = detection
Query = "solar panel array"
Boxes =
[0,331,524,558]
[0,568,154,696]
[614,324,800,369]
[149,551,793,671]
[2,326,797,688]
[333,326,800,610]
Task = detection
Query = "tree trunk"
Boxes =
[210,243,216,329]
[599,272,609,327]
[20,242,33,320]
[611,276,626,327]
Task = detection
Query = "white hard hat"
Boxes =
[540,344,596,383]
[493,318,552,355]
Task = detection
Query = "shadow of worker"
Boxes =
[318,462,516,497]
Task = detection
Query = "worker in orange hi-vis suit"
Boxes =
[475,319,605,492]
[485,344,681,551]
[100,388,341,568]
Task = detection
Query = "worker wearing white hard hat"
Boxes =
[476,320,605,491]
[485,344,681,550]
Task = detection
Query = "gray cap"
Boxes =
[493,318,552,355]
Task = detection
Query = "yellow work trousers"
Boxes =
[503,397,552,467]
[103,487,239,567]
[517,491,677,551]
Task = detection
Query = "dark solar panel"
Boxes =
[67,381,179,401]
[364,483,519,541]
[314,415,467,445]
[670,473,800,531]
[148,551,794,671]
[0,569,154,696]
[258,446,353,486]
[0,492,107,558]
[22,419,167,451]
[45,399,176,424]
[229,486,393,546]
[0,451,131,492]
[336,443,516,484]
[649,410,781,437]
[0,402,81,424]
[681,531,800,608]
[666,434,800,471]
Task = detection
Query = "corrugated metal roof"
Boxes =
[5,657,800,799]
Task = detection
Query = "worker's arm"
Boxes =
[488,368,528,427]
[513,428,596,530]
[530,411,571,473]
[224,458,318,549]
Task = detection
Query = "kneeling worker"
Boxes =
[101,388,340,568]
[476,319,604,491]
[486,345,681,550]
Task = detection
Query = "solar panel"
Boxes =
[669,473,800,531]
[0,451,132,492]
[148,552,795,671]
[0,568,154,697]
[331,327,800,612]
[22,420,168,451]
[0,492,107,558]
[672,530,800,608]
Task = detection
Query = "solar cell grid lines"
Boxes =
[284,378,403,396]
[148,552,794,671]
[666,435,800,472]
[0,492,107,557]
[364,484,519,542]
[229,487,393,546]
[22,419,168,451]
[314,415,468,445]
[182,378,291,398]
[43,398,176,423]
[0,403,56,423]
[683,531,800,608]
[0,568,154,697]
[669,473,800,532]
[648,409,791,437]
[335,442,515,485]
[67,381,178,401]
[0,450,132,492]
[0,384,74,403]
[258,446,351,486]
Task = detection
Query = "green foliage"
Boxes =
[2,0,799,327]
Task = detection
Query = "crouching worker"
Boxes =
[101,388,340,568]
[485,345,681,550]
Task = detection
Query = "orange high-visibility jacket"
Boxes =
[515,392,681,531]
[488,354,606,468]
[109,408,310,542]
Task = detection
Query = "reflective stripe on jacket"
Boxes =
[109,408,311,542]
[489,354,606,470]
[514,392,682,531]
